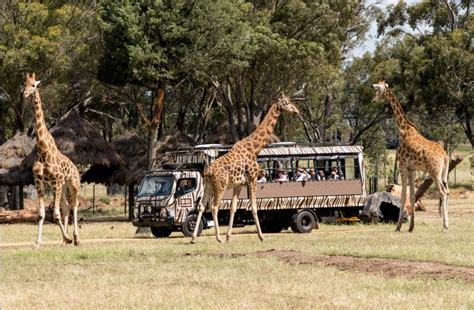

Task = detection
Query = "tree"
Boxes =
[0,0,100,138]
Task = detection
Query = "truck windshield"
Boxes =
[137,176,174,197]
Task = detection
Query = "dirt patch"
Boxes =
[255,249,474,283]
[183,249,474,283]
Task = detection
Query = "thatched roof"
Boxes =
[0,133,35,169]
[81,133,146,185]
[82,131,195,185]
[0,111,123,185]
[126,132,195,184]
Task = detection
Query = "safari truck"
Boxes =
[132,143,369,238]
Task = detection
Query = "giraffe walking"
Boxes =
[372,80,449,232]
[23,73,81,248]
[191,93,299,243]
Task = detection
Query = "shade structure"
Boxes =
[81,133,146,185]
[82,131,195,185]
[0,133,35,170]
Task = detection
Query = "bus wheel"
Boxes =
[182,213,203,237]
[291,210,315,233]
[260,220,284,233]
[150,227,172,238]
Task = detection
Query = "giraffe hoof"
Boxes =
[64,236,73,244]
[74,239,80,246]
[33,242,41,249]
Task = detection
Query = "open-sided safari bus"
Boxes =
[132,143,368,238]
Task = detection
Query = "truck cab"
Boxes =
[132,166,210,237]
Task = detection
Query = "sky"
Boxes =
[350,0,423,59]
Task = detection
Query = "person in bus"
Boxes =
[330,167,340,180]
[308,168,318,181]
[257,170,267,183]
[295,168,310,182]
[318,170,326,180]
[273,169,289,182]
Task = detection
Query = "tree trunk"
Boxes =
[415,156,464,202]
[146,86,165,170]
[0,208,53,224]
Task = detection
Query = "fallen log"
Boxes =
[0,208,54,224]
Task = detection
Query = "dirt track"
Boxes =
[183,249,474,283]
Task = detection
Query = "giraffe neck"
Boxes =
[243,103,280,156]
[33,91,56,153]
[384,88,411,135]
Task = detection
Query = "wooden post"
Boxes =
[92,184,96,214]
[124,185,127,215]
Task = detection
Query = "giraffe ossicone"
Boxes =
[191,94,299,243]
[24,72,81,248]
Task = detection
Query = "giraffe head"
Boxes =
[276,93,299,115]
[372,79,389,101]
[23,73,41,98]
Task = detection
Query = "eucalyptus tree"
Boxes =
[0,0,100,139]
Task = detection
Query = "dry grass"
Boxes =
[1,197,473,309]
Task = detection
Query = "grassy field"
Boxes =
[1,196,473,309]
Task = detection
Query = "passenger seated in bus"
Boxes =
[257,170,267,183]
[295,168,310,182]
[273,169,289,182]
[318,170,326,180]
[308,168,318,181]
[330,167,342,180]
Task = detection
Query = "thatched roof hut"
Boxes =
[81,133,146,185]
[0,111,123,185]
[126,132,195,184]
[0,133,35,169]
[82,131,195,185]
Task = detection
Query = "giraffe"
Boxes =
[23,73,81,248]
[372,79,449,232]
[191,93,299,243]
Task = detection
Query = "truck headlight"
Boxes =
[133,208,138,218]
[139,205,144,213]
[147,206,152,213]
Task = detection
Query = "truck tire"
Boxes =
[182,213,203,237]
[150,227,172,238]
[290,210,315,233]
[260,220,284,233]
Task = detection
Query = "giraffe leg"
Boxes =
[60,189,70,246]
[434,177,449,232]
[226,186,242,242]
[408,171,416,232]
[53,182,72,244]
[70,179,81,246]
[212,191,225,243]
[33,172,45,249]
[396,171,408,232]
[191,185,211,243]
[191,190,209,243]
[249,182,264,241]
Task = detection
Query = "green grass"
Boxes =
[1,197,473,309]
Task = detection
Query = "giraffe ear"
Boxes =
[32,72,36,80]
[34,80,41,87]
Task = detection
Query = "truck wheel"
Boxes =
[182,213,203,237]
[150,227,172,238]
[260,220,284,233]
[290,210,315,233]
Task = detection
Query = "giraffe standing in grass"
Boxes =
[23,73,81,248]
[372,80,449,232]
[191,93,299,243]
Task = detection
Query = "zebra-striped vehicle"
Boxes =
[132,143,368,238]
